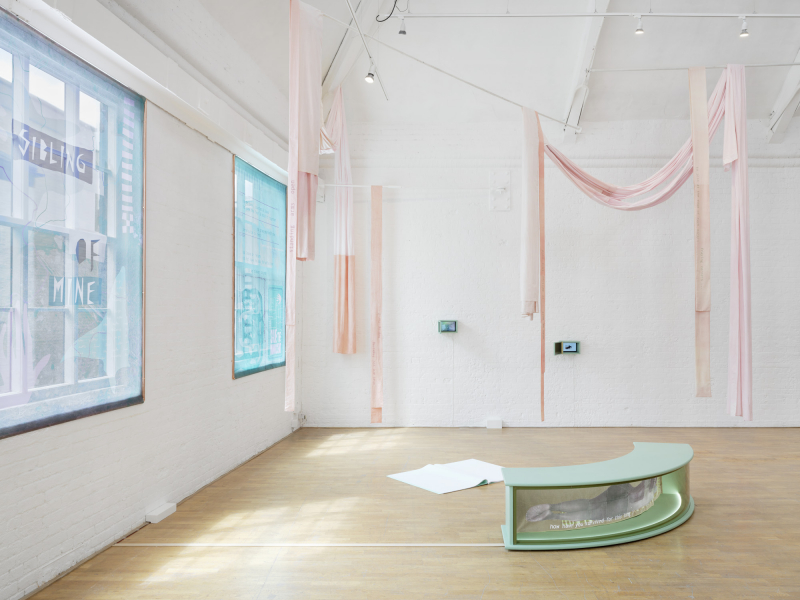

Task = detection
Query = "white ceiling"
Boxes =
[109,0,800,131]
[584,0,800,120]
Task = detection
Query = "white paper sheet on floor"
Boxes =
[388,459,504,494]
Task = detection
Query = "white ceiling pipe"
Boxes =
[376,12,800,19]
[342,0,389,100]
[323,12,582,132]
[592,63,800,73]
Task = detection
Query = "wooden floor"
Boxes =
[33,427,799,599]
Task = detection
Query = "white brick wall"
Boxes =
[0,105,296,600]
[304,117,800,428]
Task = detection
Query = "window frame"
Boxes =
[0,8,145,440]
[232,155,287,379]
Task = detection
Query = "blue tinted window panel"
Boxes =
[233,157,286,378]
[0,8,144,439]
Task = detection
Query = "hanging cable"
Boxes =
[376,0,399,22]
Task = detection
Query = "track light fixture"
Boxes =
[399,17,406,34]
[634,15,644,35]
[740,16,749,37]
[365,65,375,83]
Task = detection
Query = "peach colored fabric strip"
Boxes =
[333,256,356,354]
[326,88,357,354]
[537,114,546,422]
[521,108,541,319]
[522,109,547,420]
[370,186,383,424]
[296,172,317,262]
[689,66,712,397]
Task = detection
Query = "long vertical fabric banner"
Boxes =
[538,117,546,423]
[326,89,357,354]
[371,186,383,423]
[286,0,323,411]
[688,67,712,397]
[285,0,300,412]
[521,108,546,421]
[295,1,322,262]
[722,65,753,420]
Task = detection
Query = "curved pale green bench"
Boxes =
[501,442,693,550]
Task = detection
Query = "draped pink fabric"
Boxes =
[533,65,752,420]
[324,88,357,354]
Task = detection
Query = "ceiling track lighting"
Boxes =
[634,14,644,34]
[399,17,406,35]
[740,15,749,37]
[365,64,375,83]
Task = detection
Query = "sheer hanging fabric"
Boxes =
[324,88,357,354]
[294,0,322,261]
[520,108,546,420]
[371,186,383,423]
[524,65,752,420]
[286,0,322,412]
[688,67,712,398]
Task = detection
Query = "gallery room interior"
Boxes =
[0,0,798,598]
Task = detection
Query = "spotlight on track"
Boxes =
[365,65,375,83]
[634,15,644,35]
[399,17,406,35]
[740,16,749,37]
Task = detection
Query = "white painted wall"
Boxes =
[4,0,288,179]
[303,117,800,427]
[0,105,297,600]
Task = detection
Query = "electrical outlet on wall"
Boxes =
[292,413,307,431]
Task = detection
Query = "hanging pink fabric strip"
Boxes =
[688,66,712,397]
[285,0,301,412]
[723,65,753,420]
[295,2,322,261]
[296,172,317,261]
[370,186,383,424]
[521,107,541,319]
[325,88,357,354]
[521,109,546,419]
[536,114,546,422]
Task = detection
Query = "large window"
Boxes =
[0,10,144,439]
[233,157,286,378]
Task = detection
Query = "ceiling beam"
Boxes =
[321,0,385,108]
[562,0,609,143]
[767,47,800,143]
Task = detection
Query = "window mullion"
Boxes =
[9,54,27,394]
[63,83,78,385]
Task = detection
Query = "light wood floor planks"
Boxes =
[31,427,800,599]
